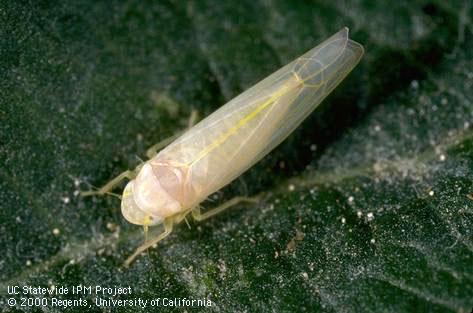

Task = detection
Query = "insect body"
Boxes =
[86,27,364,265]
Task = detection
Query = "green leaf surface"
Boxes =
[1,1,472,312]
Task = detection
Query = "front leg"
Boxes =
[81,169,139,197]
[124,218,174,267]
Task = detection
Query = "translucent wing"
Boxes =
[156,27,364,202]
[255,27,364,159]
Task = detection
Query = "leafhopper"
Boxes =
[84,27,364,265]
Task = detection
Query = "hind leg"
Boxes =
[145,109,199,159]
[145,135,181,159]
[192,196,259,221]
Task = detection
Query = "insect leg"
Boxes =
[145,134,181,159]
[191,196,259,221]
[145,109,199,159]
[81,169,137,197]
[123,218,174,267]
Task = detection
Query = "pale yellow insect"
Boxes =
[84,27,364,266]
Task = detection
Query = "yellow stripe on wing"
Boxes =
[190,84,293,165]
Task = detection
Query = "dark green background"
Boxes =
[1,1,473,312]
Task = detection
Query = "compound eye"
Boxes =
[122,181,163,226]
